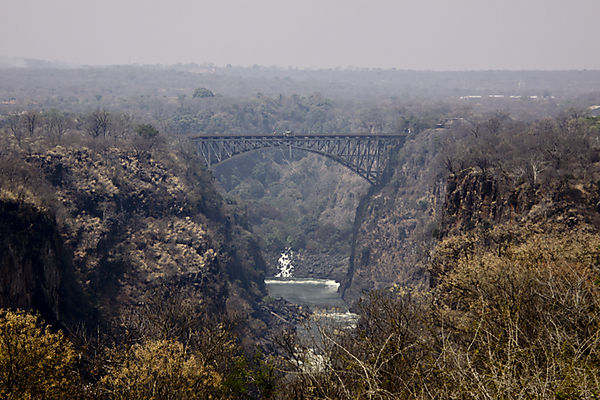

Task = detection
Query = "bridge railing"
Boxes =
[191,133,405,185]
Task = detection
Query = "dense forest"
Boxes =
[1,64,600,398]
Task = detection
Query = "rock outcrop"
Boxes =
[0,141,268,328]
[0,197,85,324]
[342,130,447,301]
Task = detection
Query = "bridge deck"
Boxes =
[190,133,406,140]
[191,133,406,185]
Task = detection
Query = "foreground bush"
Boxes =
[432,229,600,398]
[101,339,222,400]
[0,307,276,399]
[0,309,79,399]
[280,227,600,399]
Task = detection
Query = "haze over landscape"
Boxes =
[3,0,600,398]
[2,0,600,70]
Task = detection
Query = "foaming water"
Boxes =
[274,248,294,278]
[267,250,358,332]
[265,278,339,288]
[265,277,345,307]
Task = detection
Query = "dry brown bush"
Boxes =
[278,227,600,399]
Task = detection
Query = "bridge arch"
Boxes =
[191,134,405,185]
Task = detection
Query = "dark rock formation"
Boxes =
[342,130,447,301]
[0,198,85,324]
[0,142,268,331]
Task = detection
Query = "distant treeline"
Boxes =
[1,66,600,138]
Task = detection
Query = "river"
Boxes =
[265,276,358,337]
[264,278,345,307]
[265,250,358,331]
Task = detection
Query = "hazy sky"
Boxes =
[1,0,599,70]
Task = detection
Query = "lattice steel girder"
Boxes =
[191,134,405,185]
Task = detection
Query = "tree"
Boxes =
[85,109,111,138]
[133,123,161,153]
[6,114,24,144]
[101,339,222,399]
[110,112,135,139]
[0,309,79,399]
[44,109,71,139]
[135,123,159,139]
[193,88,215,98]
[22,111,38,137]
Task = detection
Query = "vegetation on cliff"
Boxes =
[2,65,600,398]
[0,124,282,396]
[274,114,600,398]
[0,129,268,324]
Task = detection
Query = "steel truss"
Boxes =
[191,134,405,185]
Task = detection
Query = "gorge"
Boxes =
[2,65,600,398]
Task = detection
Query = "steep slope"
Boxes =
[215,150,368,280]
[431,165,600,283]
[342,129,447,300]
[343,115,600,301]
[0,197,85,324]
[0,138,268,328]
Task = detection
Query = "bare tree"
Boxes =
[526,159,547,188]
[7,114,25,145]
[110,113,134,139]
[23,111,39,137]
[45,109,71,140]
[86,110,111,138]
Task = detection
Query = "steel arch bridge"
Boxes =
[191,134,405,185]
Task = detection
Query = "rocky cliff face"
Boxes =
[0,140,268,328]
[440,165,600,236]
[428,167,600,290]
[342,130,447,301]
[0,197,86,324]
[344,145,600,302]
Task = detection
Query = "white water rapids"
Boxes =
[274,248,294,278]
[265,249,358,328]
